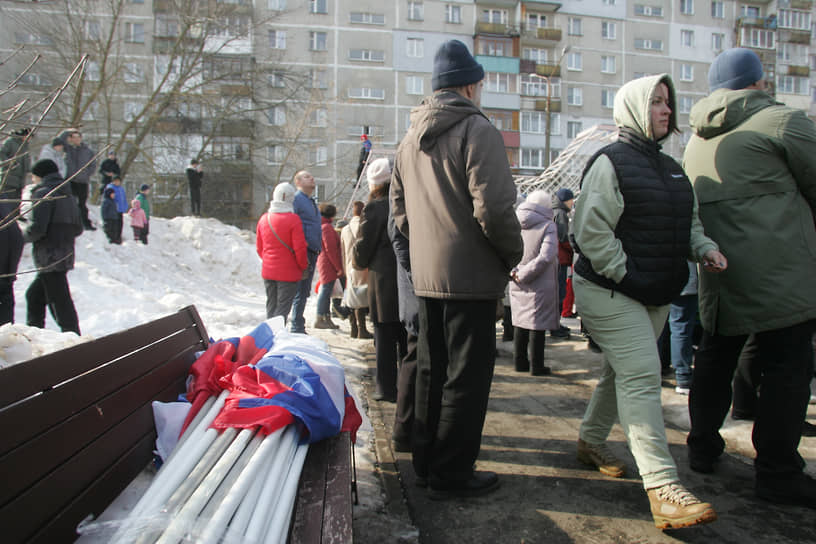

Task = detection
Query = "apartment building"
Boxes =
[1,0,813,228]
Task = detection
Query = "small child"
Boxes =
[128,198,148,244]
[136,184,151,244]
[101,187,121,244]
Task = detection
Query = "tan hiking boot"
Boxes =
[577,439,625,478]
[647,482,717,529]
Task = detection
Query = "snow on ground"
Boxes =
[2,207,391,534]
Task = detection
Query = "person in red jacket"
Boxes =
[315,203,345,329]
[256,182,308,322]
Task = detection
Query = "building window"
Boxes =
[778,43,809,65]
[521,148,547,168]
[14,32,53,45]
[520,74,558,96]
[310,31,327,51]
[741,28,774,49]
[267,106,286,125]
[268,0,286,11]
[408,1,424,21]
[567,121,583,138]
[527,13,547,28]
[711,1,724,18]
[349,49,385,62]
[485,72,516,93]
[711,32,724,51]
[680,0,693,14]
[567,86,583,106]
[634,4,663,16]
[777,75,809,94]
[600,55,616,73]
[486,110,513,130]
[602,0,616,5]
[267,145,286,164]
[521,111,547,133]
[155,15,179,37]
[406,76,424,95]
[406,37,424,58]
[311,69,328,89]
[601,89,615,108]
[602,21,616,40]
[350,12,386,24]
[309,146,328,166]
[778,9,811,30]
[634,38,663,50]
[481,9,508,24]
[124,101,142,122]
[445,4,461,24]
[310,0,327,13]
[478,38,511,56]
[86,61,101,82]
[124,22,145,43]
[680,63,693,81]
[681,30,695,47]
[269,29,286,49]
[678,96,693,114]
[348,87,386,99]
[309,108,328,127]
[568,17,582,36]
[522,48,548,64]
[567,51,582,71]
[269,71,287,88]
[124,63,144,83]
[84,20,101,40]
[741,5,760,18]
[17,72,52,86]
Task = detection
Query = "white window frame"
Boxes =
[680,0,694,15]
[269,71,286,88]
[602,21,616,40]
[567,121,583,139]
[601,89,615,108]
[309,108,328,127]
[527,13,547,28]
[521,148,547,169]
[349,49,385,62]
[311,69,328,89]
[268,0,286,11]
[680,63,694,81]
[741,28,775,49]
[445,4,462,24]
[634,4,663,16]
[601,55,616,74]
[310,0,327,13]
[634,38,663,50]
[711,1,724,18]
[778,9,811,30]
[681,29,695,47]
[678,96,693,114]
[348,87,386,99]
[567,51,582,71]
[481,9,508,24]
[711,32,724,51]
[406,76,424,95]
[267,145,286,164]
[521,111,547,134]
[567,86,583,106]
[568,17,582,36]
[522,47,548,64]
[778,43,809,65]
[777,75,809,94]
[124,22,145,43]
[267,106,286,125]
[124,101,142,122]
[406,37,424,58]
[269,29,286,49]
[408,1,424,21]
[124,63,144,83]
[350,12,386,24]
[310,31,327,51]
[485,72,516,93]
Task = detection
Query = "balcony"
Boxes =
[787,64,811,76]
[534,99,562,112]
[520,25,562,43]
[791,0,813,9]
[535,63,561,78]
[500,130,520,148]
[737,16,770,27]
[780,28,812,44]
[476,22,520,36]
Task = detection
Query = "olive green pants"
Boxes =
[574,273,677,489]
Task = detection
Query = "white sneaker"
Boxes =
[675,386,690,395]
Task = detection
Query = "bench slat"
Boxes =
[0,362,188,507]
[0,331,201,457]
[322,432,353,544]
[0,305,207,407]
[0,405,155,543]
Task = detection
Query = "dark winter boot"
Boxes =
[502,306,514,342]
[349,310,359,338]
[356,308,373,339]
[513,327,530,372]
[530,330,551,376]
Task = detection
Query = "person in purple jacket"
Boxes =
[509,190,560,376]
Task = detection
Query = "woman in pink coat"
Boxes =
[509,190,560,376]
[256,182,308,321]
[315,203,345,329]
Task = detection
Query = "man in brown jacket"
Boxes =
[391,40,523,499]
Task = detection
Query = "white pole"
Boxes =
[154,427,259,544]
[223,439,278,542]
[197,428,284,544]
[264,442,309,544]
[243,426,299,542]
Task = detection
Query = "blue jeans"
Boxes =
[289,250,318,332]
[316,280,333,316]
[669,294,697,388]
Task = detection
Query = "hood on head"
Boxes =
[131,199,141,209]
[409,91,484,152]
[613,74,678,141]
[688,88,778,140]
[104,187,116,198]
[516,198,554,229]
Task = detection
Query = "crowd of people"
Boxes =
[2,39,815,531]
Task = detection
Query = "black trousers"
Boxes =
[0,279,14,326]
[189,184,201,215]
[393,332,418,443]
[373,321,406,399]
[71,181,91,227]
[25,271,80,334]
[688,320,815,478]
[413,298,497,482]
[513,327,546,371]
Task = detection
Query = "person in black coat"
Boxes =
[98,150,121,195]
[0,199,24,325]
[353,158,405,402]
[24,159,83,334]
[185,159,203,216]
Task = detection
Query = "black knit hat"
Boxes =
[140,183,150,191]
[31,159,59,178]
[432,40,484,91]
[52,137,64,147]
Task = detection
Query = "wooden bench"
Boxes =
[0,305,209,544]
[0,305,356,543]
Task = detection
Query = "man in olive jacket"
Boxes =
[683,48,816,509]
[391,40,523,499]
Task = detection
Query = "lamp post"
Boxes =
[532,46,570,168]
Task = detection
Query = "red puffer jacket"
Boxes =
[256,212,308,281]
[317,217,344,285]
